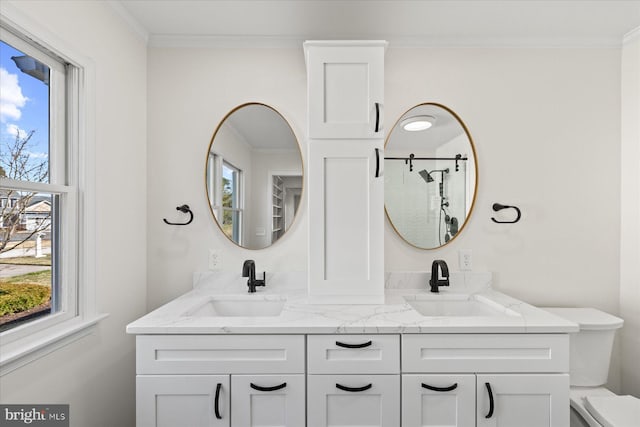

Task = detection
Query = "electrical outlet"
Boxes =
[459,249,472,271]
[209,249,221,271]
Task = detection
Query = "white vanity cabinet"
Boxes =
[304,41,386,139]
[307,374,400,427]
[475,374,569,427]
[307,335,401,427]
[230,374,305,426]
[402,334,570,427]
[137,375,230,427]
[135,335,305,427]
[305,41,387,304]
[402,374,476,427]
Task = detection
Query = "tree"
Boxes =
[0,129,50,254]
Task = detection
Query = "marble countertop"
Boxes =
[126,272,578,334]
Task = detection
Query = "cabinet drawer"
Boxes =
[137,335,304,374]
[402,334,569,373]
[307,334,399,374]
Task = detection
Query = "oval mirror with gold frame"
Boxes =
[205,103,303,249]
[384,103,478,249]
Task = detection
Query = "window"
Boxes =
[0,12,102,374]
[0,31,69,333]
[207,153,244,244]
[221,161,242,243]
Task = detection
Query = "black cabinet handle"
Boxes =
[375,102,380,132]
[214,383,222,419]
[336,383,373,392]
[485,382,494,419]
[336,340,372,349]
[421,382,458,392]
[374,149,381,178]
[250,382,287,392]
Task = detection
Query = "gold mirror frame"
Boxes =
[384,102,478,250]
[204,102,304,250]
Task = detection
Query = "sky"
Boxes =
[0,39,50,181]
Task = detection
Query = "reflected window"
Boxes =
[221,161,242,242]
[208,154,243,244]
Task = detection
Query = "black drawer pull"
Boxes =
[485,382,494,418]
[335,340,372,349]
[250,382,287,392]
[375,102,380,132]
[421,382,458,392]
[375,148,381,178]
[214,383,222,419]
[336,383,372,392]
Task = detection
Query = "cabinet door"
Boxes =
[307,374,400,427]
[137,375,229,427]
[308,140,384,304]
[231,374,305,427]
[476,374,569,427]
[305,41,386,139]
[402,374,476,427]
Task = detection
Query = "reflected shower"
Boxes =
[418,169,434,183]
[418,168,449,197]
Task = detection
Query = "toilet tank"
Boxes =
[542,308,623,387]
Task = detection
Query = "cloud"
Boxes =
[0,67,28,122]
[5,123,28,139]
[24,150,48,160]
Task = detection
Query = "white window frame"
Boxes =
[221,160,243,244]
[0,4,105,376]
[208,152,245,245]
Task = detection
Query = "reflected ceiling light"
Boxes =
[401,115,435,132]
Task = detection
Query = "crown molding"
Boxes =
[623,26,640,44]
[147,34,626,49]
[106,0,149,44]
[149,34,303,49]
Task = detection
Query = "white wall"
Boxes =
[148,45,622,311]
[0,2,147,426]
[620,29,640,398]
[147,47,308,309]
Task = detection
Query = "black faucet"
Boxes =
[242,260,265,293]
[429,259,450,293]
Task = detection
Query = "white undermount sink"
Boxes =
[183,295,286,317]
[404,293,520,317]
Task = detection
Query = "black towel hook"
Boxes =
[163,204,193,225]
[491,203,521,224]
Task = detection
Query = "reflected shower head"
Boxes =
[418,169,434,183]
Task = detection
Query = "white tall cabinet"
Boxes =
[305,41,387,304]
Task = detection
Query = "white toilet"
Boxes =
[542,307,640,427]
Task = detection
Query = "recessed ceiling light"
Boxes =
[400,115,436,131]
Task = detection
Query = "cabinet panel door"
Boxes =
[402,374,475,427]
[307,374,400,427]
[137,375,229,427]
[476,374,569,427]
[231,374,305,427]
[308,140,384,304]
[306,42,385,139]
